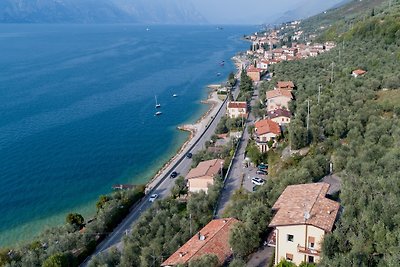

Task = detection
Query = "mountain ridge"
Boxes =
[0,0,207,24]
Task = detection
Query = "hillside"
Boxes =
[0,0,206,24]
[299,0,389,37]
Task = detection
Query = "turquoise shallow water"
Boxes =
[0,24,253,246]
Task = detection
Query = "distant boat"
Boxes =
[146,28,150,31]
[172,94,178,97]
[217,72,221,76]
[155,95,161,108]
[220,61,225,66]
[155,111,162,116]
[216,27,224,30]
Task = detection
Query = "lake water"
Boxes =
[0,24,253,246]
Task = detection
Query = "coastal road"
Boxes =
[215,86,259,217]
[82,83,240,266]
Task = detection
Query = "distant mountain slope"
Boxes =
[270,0,350,24]
[0,0,206,24]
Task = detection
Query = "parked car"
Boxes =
[256,170,268,175]
[170,171,178,178]
[186,152,193,159]
[148,194,159,202]
[252,177,265,186]
[258,163,268,170]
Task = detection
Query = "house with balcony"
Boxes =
[161,218,239,267]
[254,119,281,153]
[267,183,340,265]
[186,159,224,194]
[266,89,293,112]
[227,101,247,118]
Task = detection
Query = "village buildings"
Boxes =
[267,108,292,126]
[161,218,239,267]
[254,119,281,153]
[186,159,224,194]
[227,101,247,118]
[267,183,340,265]
[247,66,263,82]
[266,89,293,112]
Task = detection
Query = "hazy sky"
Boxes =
[190,0,342,24]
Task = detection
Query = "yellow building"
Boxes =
[267,183,340,265]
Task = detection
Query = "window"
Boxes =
[308,256,314,263]
[308,236,315,248]
[286,253,293,261]
[287,234,294,242]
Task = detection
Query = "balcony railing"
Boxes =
[297,245,321,256]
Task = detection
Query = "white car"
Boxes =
[252,177,265,186]
[148,194,159,202]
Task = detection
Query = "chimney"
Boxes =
[197,232,201,240]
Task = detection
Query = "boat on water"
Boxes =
[146,28,150,31]
[217,72,221,76]
[155,95,161,108]
[155,111,162,116]
[172,94,178,97]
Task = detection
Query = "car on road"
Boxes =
[256,170,268,175]
[186,152,193,159]
[252,177,265,186]
[170,171,178,178]
[148,194,158,202]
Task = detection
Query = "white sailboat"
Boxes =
[155,111,162,116]
[155,95,161,108]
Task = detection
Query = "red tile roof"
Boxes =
[161,218,239,266]
[352,69,367,76]
[255,119,281,135]
[247,66,262,73]
[267,108,292,119]
[228,101,247,109]
[266,89,293,99]
[277,81,295,89]
[186,159,224,180]
[269,183,340,232]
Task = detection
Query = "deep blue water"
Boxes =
[0,24,253,246]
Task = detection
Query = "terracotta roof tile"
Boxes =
[247,66,262,73]
[228,101,247,109]
[255,119,281,135]
[161,218,239,266]
[352,69,367,75]
[186,159,224,180]
[266,89,293,100]
[277,81,295,89]
[267,108,292,119]
[269,183,340,232]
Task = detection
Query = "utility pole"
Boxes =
[306,99,310,144]
[330,61,335,84]
[318,84,322,104]
[189,213,192,236]
[339,48,341,64]
[306,99,310,132]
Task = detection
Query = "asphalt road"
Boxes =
[216,87,259,217]
[82,83,241,266]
